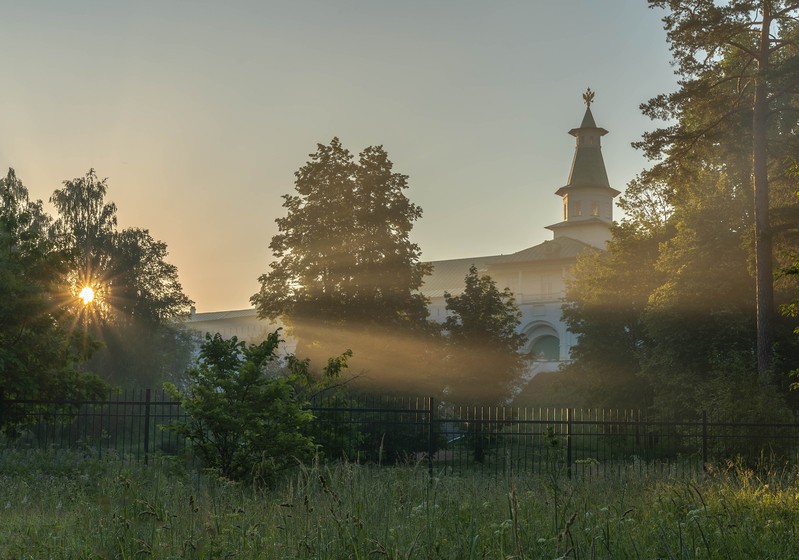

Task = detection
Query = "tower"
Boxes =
[545,88,620,248]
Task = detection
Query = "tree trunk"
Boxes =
[753,2,774,380]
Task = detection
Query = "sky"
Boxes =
[0,1,679,312]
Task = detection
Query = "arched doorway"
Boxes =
[531,334,560,361]
[523,322,561,362]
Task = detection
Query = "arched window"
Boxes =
[531,335,560,361]
[523,321,561,362]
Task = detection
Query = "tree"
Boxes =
[166,331,314,484]
[641,0,799,378]
[251,138,432,382]
[166,330,349,485]
[441,265,526,403]
[639,169,768,415]
[559,2,799,412]
[559,223,666,408]
[50,169,117,303]
[561,183,798,417]
[108,227,194,326]
[561,158,799,415]
[50,170,194,386]
[782,163,799,386]
[0,168,105,407]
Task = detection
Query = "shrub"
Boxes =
[165,330,324,485]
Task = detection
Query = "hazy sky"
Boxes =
[1,1,678,312]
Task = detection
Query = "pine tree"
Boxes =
[641,0,799,378]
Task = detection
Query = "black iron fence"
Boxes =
[2,391,798,477]
[0,389,185,464]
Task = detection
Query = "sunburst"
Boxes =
[79,286,95,305]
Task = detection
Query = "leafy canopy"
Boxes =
[252,138,430,327]
[642,0,799,376]
[0,168,105,404]
[442,265,527,403]
[560,1,799,412]
[251,138,432,380]
[50,169,194,386]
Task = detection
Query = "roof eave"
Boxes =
[554,184,621,197]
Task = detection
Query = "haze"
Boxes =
[0,1,678,312]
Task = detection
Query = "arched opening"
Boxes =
[531,335,559,361]
[522,322,561,362]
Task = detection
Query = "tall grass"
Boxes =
[1,451,798,558]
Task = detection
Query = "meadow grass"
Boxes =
[1,451,799,559]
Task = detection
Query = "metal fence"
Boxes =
[2,391,799,477]
[0,389,185,464]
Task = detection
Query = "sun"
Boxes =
[79,286,95,305]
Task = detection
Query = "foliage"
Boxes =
[49,168,117,291]
[783,164,799,386]
[563,166,799,414]
[560,223,666,408]
[166,331,313,483]
[641,0,799,376]
[251,138,433,381]
[563,1,799,410]
[0,168,106,409]
[50,169,194,386]
[442,265,526,403]
[166,330,350,484]
[91,322,199,388]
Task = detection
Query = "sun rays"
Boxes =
[79,286,95,305]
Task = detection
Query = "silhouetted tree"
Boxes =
[559,223,665,408]
[561,23,799,413]
[251,138,433,384]
[642,0,799,378]
[442,265,526,403]
[0,168,105,405]
[50,169,194,386]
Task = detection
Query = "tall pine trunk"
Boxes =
[753,2,774,380]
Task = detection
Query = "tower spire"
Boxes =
[545,90,620,249]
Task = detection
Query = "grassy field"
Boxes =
[1,451,798,559]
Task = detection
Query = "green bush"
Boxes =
[165,330,320,485]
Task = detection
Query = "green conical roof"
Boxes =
[558,106,616,194]
[567,142,610,188]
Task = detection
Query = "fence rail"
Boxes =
[2,391,799,477]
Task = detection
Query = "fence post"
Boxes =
[143,389,152,465]
[566,407,573,480]
[427,397,435,480]
[702,410,708,473]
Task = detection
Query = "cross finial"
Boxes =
[582,87,595,107]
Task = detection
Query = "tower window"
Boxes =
[573,201,582,217]
[591,201,599,216]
